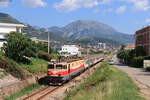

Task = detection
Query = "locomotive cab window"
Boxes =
[48,64,54,69]
[56,65,62,69]
[56,64,67,69]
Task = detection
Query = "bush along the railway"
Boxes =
[64,62,144,100]
[38,51,51,61]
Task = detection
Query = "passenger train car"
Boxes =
[47,57,104,85]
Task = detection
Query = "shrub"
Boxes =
[117,50,134,65]
[0,57,27,79]
[131,56,144,68]
[38,51,51,61]
[3,32,37,63]
[36,42,48,52]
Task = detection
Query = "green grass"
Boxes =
[19,57,48,74]
[4,83,40,100]
[64,62,144,100]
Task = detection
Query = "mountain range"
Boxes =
[48,20,134,44]
[0,13,134,46]
[0,13,21,24]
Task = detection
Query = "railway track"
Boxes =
[22,86,59,100]
[22,76,78,100]
[21,57,104,100]
[22,81,74,100]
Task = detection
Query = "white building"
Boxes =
[59,45,81,57]
[98,43,106,50]
[0,22,25,47]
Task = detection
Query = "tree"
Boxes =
[35,42,60,60]
[36,42,48,52]
[3,32,37,63]
[117,49,136,65]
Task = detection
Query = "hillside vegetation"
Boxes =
[0,32,59,79]
[64,62,143,100]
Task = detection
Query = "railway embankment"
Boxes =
[64,62,144,100]
[0,55,48,99]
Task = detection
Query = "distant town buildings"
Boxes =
[98,43,106,50]
[135,26,150,55]
[59,45,81,57]
[31,37,49,44]
[125,44,135,50]
[0,21,25,47]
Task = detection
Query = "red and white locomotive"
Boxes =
[47,56,103,85]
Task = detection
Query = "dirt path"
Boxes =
[114,57,150,100]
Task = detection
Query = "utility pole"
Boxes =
[46,29,50,54]
[48,30,50,54]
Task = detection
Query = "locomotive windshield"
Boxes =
[56,65,67,69]
[48,64,54,69]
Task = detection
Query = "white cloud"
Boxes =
[22,0,46,8]
[53,0,150,13]
[134,0,149,11]
[0,0,10,7]
[145,18,150,23]
[54,0,99,12]
[125,0,149,11]
[116,5,126,14]
[101,0,150,11]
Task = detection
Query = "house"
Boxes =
[0,13,25,47]
[135,26,150,55]
[125,44,135,50]
[59,45,81,57]
[97,43,106,50]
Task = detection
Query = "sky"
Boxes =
[0,0,150,35]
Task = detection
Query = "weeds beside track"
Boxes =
[64,62,144,100]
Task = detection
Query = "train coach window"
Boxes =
[48,64,54,69]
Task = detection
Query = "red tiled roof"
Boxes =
[125,44,135,49]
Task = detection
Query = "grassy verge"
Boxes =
[19,57,48,74]
[4,83,40,100]
[0,54,48,79]
[64,62,144,100]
